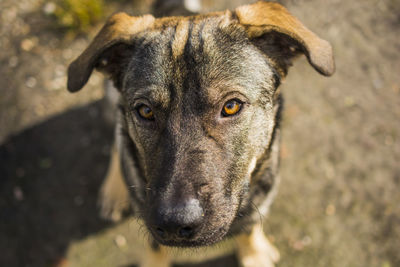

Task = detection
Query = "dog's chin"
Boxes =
[150,227,229,248]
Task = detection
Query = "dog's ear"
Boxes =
[234,1,334,77]
[67,13,155,92]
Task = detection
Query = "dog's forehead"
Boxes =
[123,13,276,106]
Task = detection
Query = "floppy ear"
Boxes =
[67,13,155,92]
[234,1,334,77]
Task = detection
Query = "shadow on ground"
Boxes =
[0,101,113,266]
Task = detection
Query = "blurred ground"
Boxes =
[1,0,400,267]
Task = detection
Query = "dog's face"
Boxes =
[67,2,334,247]
[122,16,278,246]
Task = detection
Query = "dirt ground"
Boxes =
[1,0,399,266]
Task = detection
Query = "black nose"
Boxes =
[152,198,204,241]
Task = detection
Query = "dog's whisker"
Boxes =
[249,201,265,227]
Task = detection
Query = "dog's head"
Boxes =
[67,2,334,247]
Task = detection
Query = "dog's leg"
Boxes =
[98,144,130,221]
[236,224,280,267]
[140,242,171,267]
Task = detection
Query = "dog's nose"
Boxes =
[153,198,204,241]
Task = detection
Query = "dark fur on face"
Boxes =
[67,1,334,248]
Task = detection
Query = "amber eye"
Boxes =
[221,99,242,117]
[137,104,154,120]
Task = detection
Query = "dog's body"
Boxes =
[67,1,334,266]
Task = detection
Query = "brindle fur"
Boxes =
[67,1,334,266]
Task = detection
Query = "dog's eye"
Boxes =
[221,99,242,117]
[137,104,154,120]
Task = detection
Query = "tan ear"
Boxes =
[67,13,155,92]
[235,1,334,76]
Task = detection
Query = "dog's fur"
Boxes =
[67,1,334,266]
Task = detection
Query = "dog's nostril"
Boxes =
[178,226,194,238]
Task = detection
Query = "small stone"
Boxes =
[50,76,66,90]
[184,0,201,13]
[21,38,38,51]
[114,234,127,248]
[43,2,56,15]
[14,186,24,201]
[26,77,37,88]
[55,65,65,77]
[9,56,18,68]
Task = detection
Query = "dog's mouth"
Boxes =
[148,225,229,247]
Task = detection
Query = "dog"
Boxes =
[67,1,334,266]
